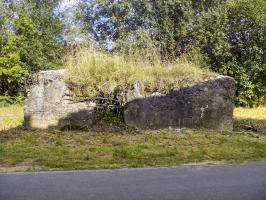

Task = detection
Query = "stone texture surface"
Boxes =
[124,76,235,131]
[24,70,96,129]
[25,70,235,131]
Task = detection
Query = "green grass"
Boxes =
[234,107,266,134]
[0,104,23,131]
[0,105,266,172]
[65,48,213,97]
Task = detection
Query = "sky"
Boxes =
[58,0,86,43]
[59,0,80,10]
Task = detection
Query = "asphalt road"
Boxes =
[1,163,266,200]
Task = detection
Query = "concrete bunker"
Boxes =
[24,70,235,131]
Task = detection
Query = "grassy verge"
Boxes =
[234,107,266,134]
[0,104,23,131]
[0,105,266,172]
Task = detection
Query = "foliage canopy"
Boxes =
[78,0,266,106]
[0,0,66,97]
[0,0,265,106]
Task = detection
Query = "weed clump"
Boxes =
[64,47,214,120]
[65,48,213,99]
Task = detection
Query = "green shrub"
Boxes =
[78,0,265,107]
[193,0,266,106]
[0,96,24,107]
[0,2,66,98]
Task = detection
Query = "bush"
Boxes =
[0,96,24,107]
[0,2,66,98]
[194,0,266,106]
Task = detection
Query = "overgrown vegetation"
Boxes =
[194,0,266,106]
[1,0,265,172]
[1,0,266,106]
[0,0,66,100]
[0,105,266,172]
[65,48,213,100]
[78,0,266,106]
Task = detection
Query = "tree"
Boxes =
[0,1,26,97]
[77,0,224,56]
[194,0,266,106]
[18,0,66,72]
[0,0,67,97]
[78,0,266,106]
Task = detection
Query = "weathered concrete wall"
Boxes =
[24,70,96,129]
[25,70,235,131]
[124,76,235,131]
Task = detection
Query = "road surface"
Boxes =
[1,163,266,200]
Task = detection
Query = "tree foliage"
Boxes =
[0,1,25,96]
[78,0,224,54]
[0,0,66,97]
[194,0,266,106]
[1,0,265,106]
[78,0,266,106]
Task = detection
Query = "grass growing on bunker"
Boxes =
[1,105,266,172]
[64,48,213,98]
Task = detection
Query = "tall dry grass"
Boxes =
[65,47,213,97]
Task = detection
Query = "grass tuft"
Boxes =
[65,48,213,97]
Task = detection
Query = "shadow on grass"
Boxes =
[234,118,266,135]
[0,112,139,143]
[0,125,30,142]
[1,112,266,172]
[2,114,266,140]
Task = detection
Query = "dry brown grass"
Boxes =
[65,48,213,97]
